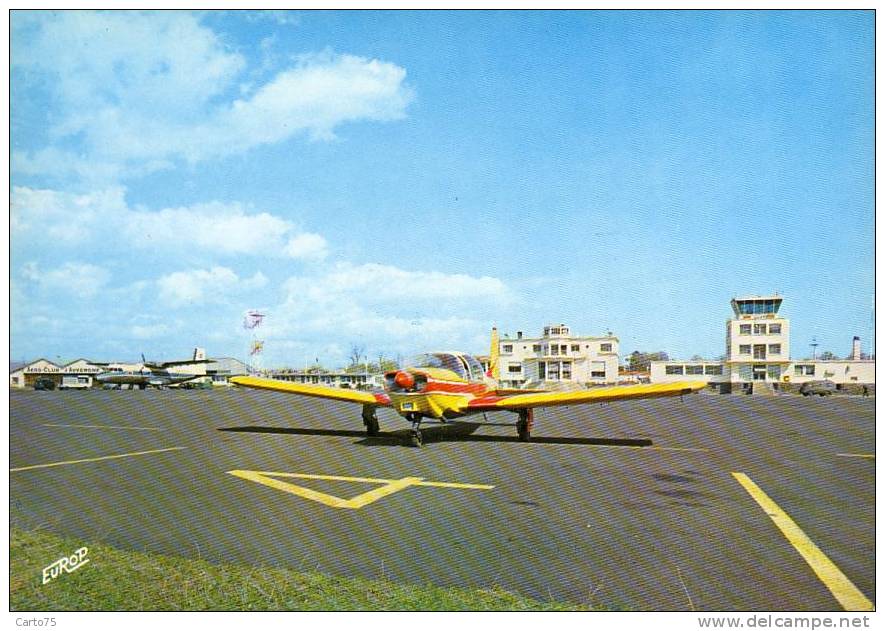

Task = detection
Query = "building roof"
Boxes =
[10,358,62,374]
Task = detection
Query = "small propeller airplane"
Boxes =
[230,329,705,447]
[94,348,214,390]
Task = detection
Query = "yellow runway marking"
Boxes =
[835,453,875,459]
[732,472,873,611]
[43,423,161,431]
[11,447,185,472]
[228,470,494,509]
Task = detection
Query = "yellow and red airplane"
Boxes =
[230,328,705,447]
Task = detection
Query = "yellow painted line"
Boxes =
[413,480,496,490]
[835,453,875,459]
[11,447,185,472]
[281,472,495,490]
[43,423,161,431]
[342,476,424,509]
[227,470,494,509]
[732,472,873,611]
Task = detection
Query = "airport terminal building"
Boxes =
[494,324,620,389]
[650,295,875,393]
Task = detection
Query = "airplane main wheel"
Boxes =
[517,409,533,442]
[362,405,380,436]
[409,429,423,448]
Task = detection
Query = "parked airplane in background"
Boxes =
[94,348,214,390]
[231,329,704,447]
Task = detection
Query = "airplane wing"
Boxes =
[463,381,706,412]
[229,375,391,406]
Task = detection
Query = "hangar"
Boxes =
[9,358,104,389]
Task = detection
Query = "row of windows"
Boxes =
[538,361,574,381]
[667,364,825,377]
[502,343,613,354]
[665,365,724,375]
[737,344,781,358]
[735,299,781,315]
[738,323,782,335]
[507,361,610,379]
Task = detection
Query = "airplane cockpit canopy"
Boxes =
[411,352,485,381]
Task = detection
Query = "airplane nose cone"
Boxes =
[394,371,415,389]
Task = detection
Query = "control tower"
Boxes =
[725,295,791,382]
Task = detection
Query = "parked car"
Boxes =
[33,377,57,391]
[799,380,837,397]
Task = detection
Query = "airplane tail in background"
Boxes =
[193,347,206,361]
[488,327,500,380]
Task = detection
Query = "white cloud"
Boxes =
[12,186,327,260]
[13,12,413,177]
[157,267,268,307]
[188,52,413,155]
[21,262,110,298]
[11,186,128,244]
[263,262,512,362]
[283,233,329,260]
[14,11,244,120]
[124,202,328,259]
[282,262,509,304]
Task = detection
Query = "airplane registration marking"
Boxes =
[732,472,873,611]
[227,470,495,509]
[11,447,186,472]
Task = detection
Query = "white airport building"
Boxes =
[493,324,620,389]
[10,350,248,389]
[265,370,385,389]
[9,358,106,389]
[650,295,875,393]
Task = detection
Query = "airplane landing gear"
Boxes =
[362,404,380,436]
[406,413,423,447]
[516,409,533,442]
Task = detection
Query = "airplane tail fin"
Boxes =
[487,327,500,380]
[193,347,206,361]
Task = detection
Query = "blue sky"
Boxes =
[10,10,875,367]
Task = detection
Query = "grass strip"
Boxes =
[10,528,589,611]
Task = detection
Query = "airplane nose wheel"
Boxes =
[406,413,424,447]
[409,429,423,448]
